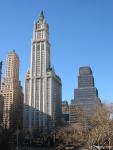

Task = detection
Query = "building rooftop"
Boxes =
[79,66,92,75]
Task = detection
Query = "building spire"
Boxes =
[39,10,44,21]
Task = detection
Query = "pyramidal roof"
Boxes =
[39,10,45,21]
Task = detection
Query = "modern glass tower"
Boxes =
[70,66,101,124]
[24,11,62,130]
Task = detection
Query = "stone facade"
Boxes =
[23,11,62,130]
[0,62,2,89]
[0,50,23,129]
[62,101,69,123]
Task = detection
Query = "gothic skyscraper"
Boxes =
[24,11,62,130]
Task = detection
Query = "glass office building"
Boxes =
[70,66,101,125]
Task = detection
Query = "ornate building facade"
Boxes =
[0,50,23,129]
[24,11,62,130]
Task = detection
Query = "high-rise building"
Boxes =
[24,11,62,130]
[0,61,2,88]
[0,61,3,125]
[62,101,69,123]
[70,66,101,125]
[0,95,3,126]
[0,50,23,129]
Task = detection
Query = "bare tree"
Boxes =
[55,123,87,147]
[87,105,113,150]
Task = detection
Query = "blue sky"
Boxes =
[0,0,113,103]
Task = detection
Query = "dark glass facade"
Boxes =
[70,66,101,124]
[78,67,94,88]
